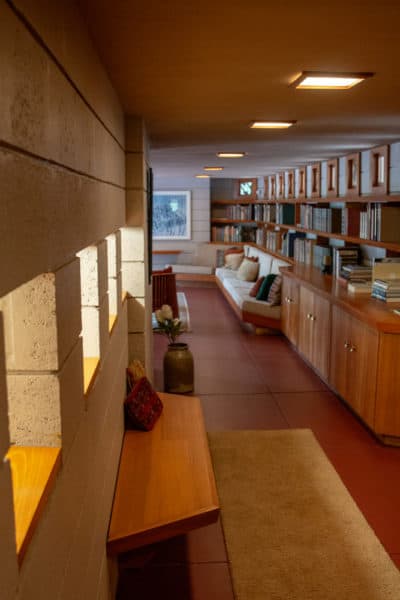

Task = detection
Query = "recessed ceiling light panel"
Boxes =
[204,166,224,171]
[250,121,296,129]
[217,152,246,158]
[292,71,373,90]
[195,174,210,179]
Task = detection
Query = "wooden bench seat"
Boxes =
[107,393,219,556]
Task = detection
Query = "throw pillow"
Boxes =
[124,376,163,431]
[267,274,282,306]
[256,273,277,301]
[249,276,265,297]
[237,257,260,282]
[225,252,244,270]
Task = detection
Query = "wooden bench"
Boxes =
[107,393,219,556]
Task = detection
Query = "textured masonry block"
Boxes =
[108,277,118,316]
[106,233,118,278]
[0,461,18,598]
[117,271,123,308]
[127,297,145,332]
[81,306,100,358]
[77,246,100,306]
[97,239,109,304]
[2,2,124,188]
[125,116,147,155]
[126,153,146,191]
[126,189,145,227]
[7,372,61,446]
[59,339,85,458]
[115,229,122,274]
[17,414,91,599]
[128,332,146,364]
[99,293,110,360]
[121,262,145,297]
[0,262,81,372]
[121,227,145,261]
[0,315,10,458]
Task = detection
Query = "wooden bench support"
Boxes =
[107,393,219,556]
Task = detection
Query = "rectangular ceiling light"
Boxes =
[195,174,210,179]
[250,121,296,129]
[217,152,245,158]
[293,71,373,90]
[204,166,224,171]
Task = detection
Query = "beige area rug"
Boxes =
[208,429,400,600]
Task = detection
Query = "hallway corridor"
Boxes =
[118,284,400,599]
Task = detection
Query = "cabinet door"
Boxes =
[348,316,378,428]
[374,334,400,437]
[330,305,378,428]
[330,306,352,399]
[281,277,299,345]
[298,286,330,379]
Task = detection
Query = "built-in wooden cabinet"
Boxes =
[281,277,299,345]
[330,306,378,428]
[298,286,330,379]
[281,265,400,444]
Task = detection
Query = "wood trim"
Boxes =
[152,250,182,255]
[345,152,361,196]
[296,167,306,199]
[311,163,321,198]
[235,178,258,200]
[370,144,389,196]
[7,446,61,565]
[175,273,215,282]
[326,159,338,197]
[107,394,219,556]
[286,170,295,199]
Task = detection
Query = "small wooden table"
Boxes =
[107,393,219,556]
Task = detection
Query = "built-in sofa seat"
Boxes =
[215,245,291,330]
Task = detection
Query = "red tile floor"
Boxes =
[117,283,400,599]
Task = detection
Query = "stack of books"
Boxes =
[371,279,400,302]
[332,247,359,279]
[341,264,373,281]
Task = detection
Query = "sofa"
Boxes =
[215,245,291,330]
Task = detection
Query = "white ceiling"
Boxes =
[78,0,400,180]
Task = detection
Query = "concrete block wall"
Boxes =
[123,117,153,373]
[0,3,136,599]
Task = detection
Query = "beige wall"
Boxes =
[0,2,146,598]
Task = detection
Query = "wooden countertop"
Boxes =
[281,264,400,333]
[107,393,220,556]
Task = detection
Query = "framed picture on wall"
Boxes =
[152,191,191,240]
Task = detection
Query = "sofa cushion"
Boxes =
[241,298,281,320]
[237,258,260,282]
[215,267,238,283]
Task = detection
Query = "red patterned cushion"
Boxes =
[249,276,265,297]
[124,377,163,431]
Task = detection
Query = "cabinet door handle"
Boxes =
[349,345,357,353]
[344,341,351,349]
[307,313,312,319]
[310,315,316,321]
